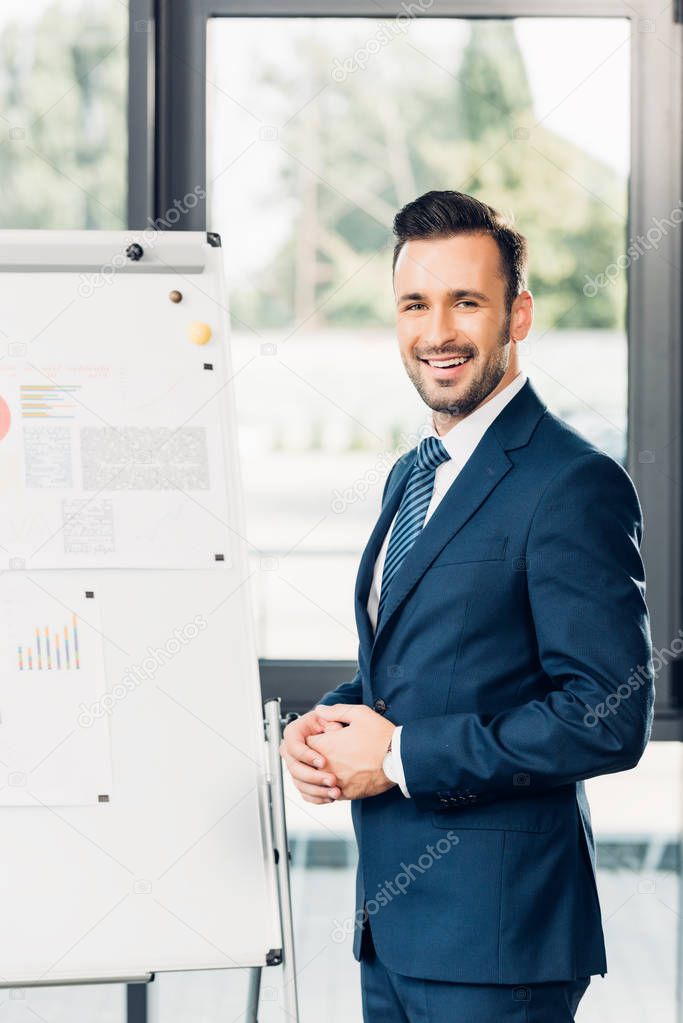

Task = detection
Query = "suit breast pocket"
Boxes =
[432,535,509,567]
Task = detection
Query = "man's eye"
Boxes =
[403,300,477,311]
[404,301,477,311]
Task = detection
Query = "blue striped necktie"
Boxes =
[376,435,451,628]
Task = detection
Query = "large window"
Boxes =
[0,0,127,230]
[206,15,630,660]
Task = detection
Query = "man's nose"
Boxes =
[423,306,456,345]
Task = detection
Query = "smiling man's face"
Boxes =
[394,232,532,431]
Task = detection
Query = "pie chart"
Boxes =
[0,396,10,441]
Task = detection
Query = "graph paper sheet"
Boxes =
[0,574,112,806]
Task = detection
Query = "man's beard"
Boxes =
[404,312,512,420]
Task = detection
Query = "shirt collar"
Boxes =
[424,371,528,461]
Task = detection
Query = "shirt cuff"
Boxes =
[392,725,411,798]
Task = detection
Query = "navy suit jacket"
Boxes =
[317,377,654,984]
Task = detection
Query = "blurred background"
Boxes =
[1,1,681,1020]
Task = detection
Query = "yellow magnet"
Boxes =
[187,321,212,346]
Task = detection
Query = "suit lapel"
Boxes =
[369,430,512,654]
[355,378,547,664]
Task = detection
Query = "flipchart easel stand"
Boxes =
[246,698,300,1023]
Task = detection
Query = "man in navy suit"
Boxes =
[280,190,654,1021]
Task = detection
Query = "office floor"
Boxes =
[0,850,673,1022]
[145,857,677,1023]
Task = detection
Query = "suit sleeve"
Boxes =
[399,451,655,813]
[314,456,403,710]
[315,666,363,709]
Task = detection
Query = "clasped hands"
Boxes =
[279,704,397,803]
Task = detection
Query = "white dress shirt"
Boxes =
[373,371,528,797]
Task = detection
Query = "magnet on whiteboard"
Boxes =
[169,290,183,303]
[187,321,212,345]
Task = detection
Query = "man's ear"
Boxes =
[510,289,533,341]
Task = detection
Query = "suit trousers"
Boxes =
[359,918,591,1022]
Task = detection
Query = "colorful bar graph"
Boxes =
[73,612,80,669]
[17,613,81,671]
[19,383,81,419]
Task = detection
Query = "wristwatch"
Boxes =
[382,733,398,783]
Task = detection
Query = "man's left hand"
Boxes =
[307,704,396,800]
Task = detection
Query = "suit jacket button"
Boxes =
[373,698,387,714]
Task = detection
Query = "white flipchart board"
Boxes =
[0,231,282,986]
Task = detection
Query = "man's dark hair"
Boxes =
[392,190,528,313]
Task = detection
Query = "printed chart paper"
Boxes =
[0,575,112,806]
[0,359,232,569]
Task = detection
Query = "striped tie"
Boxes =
[376,435,451,628]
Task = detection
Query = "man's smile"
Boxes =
[418,353,474,381]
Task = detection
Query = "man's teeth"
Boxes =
[426,356,469,368]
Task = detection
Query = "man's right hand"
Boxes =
[280,708,343,804]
